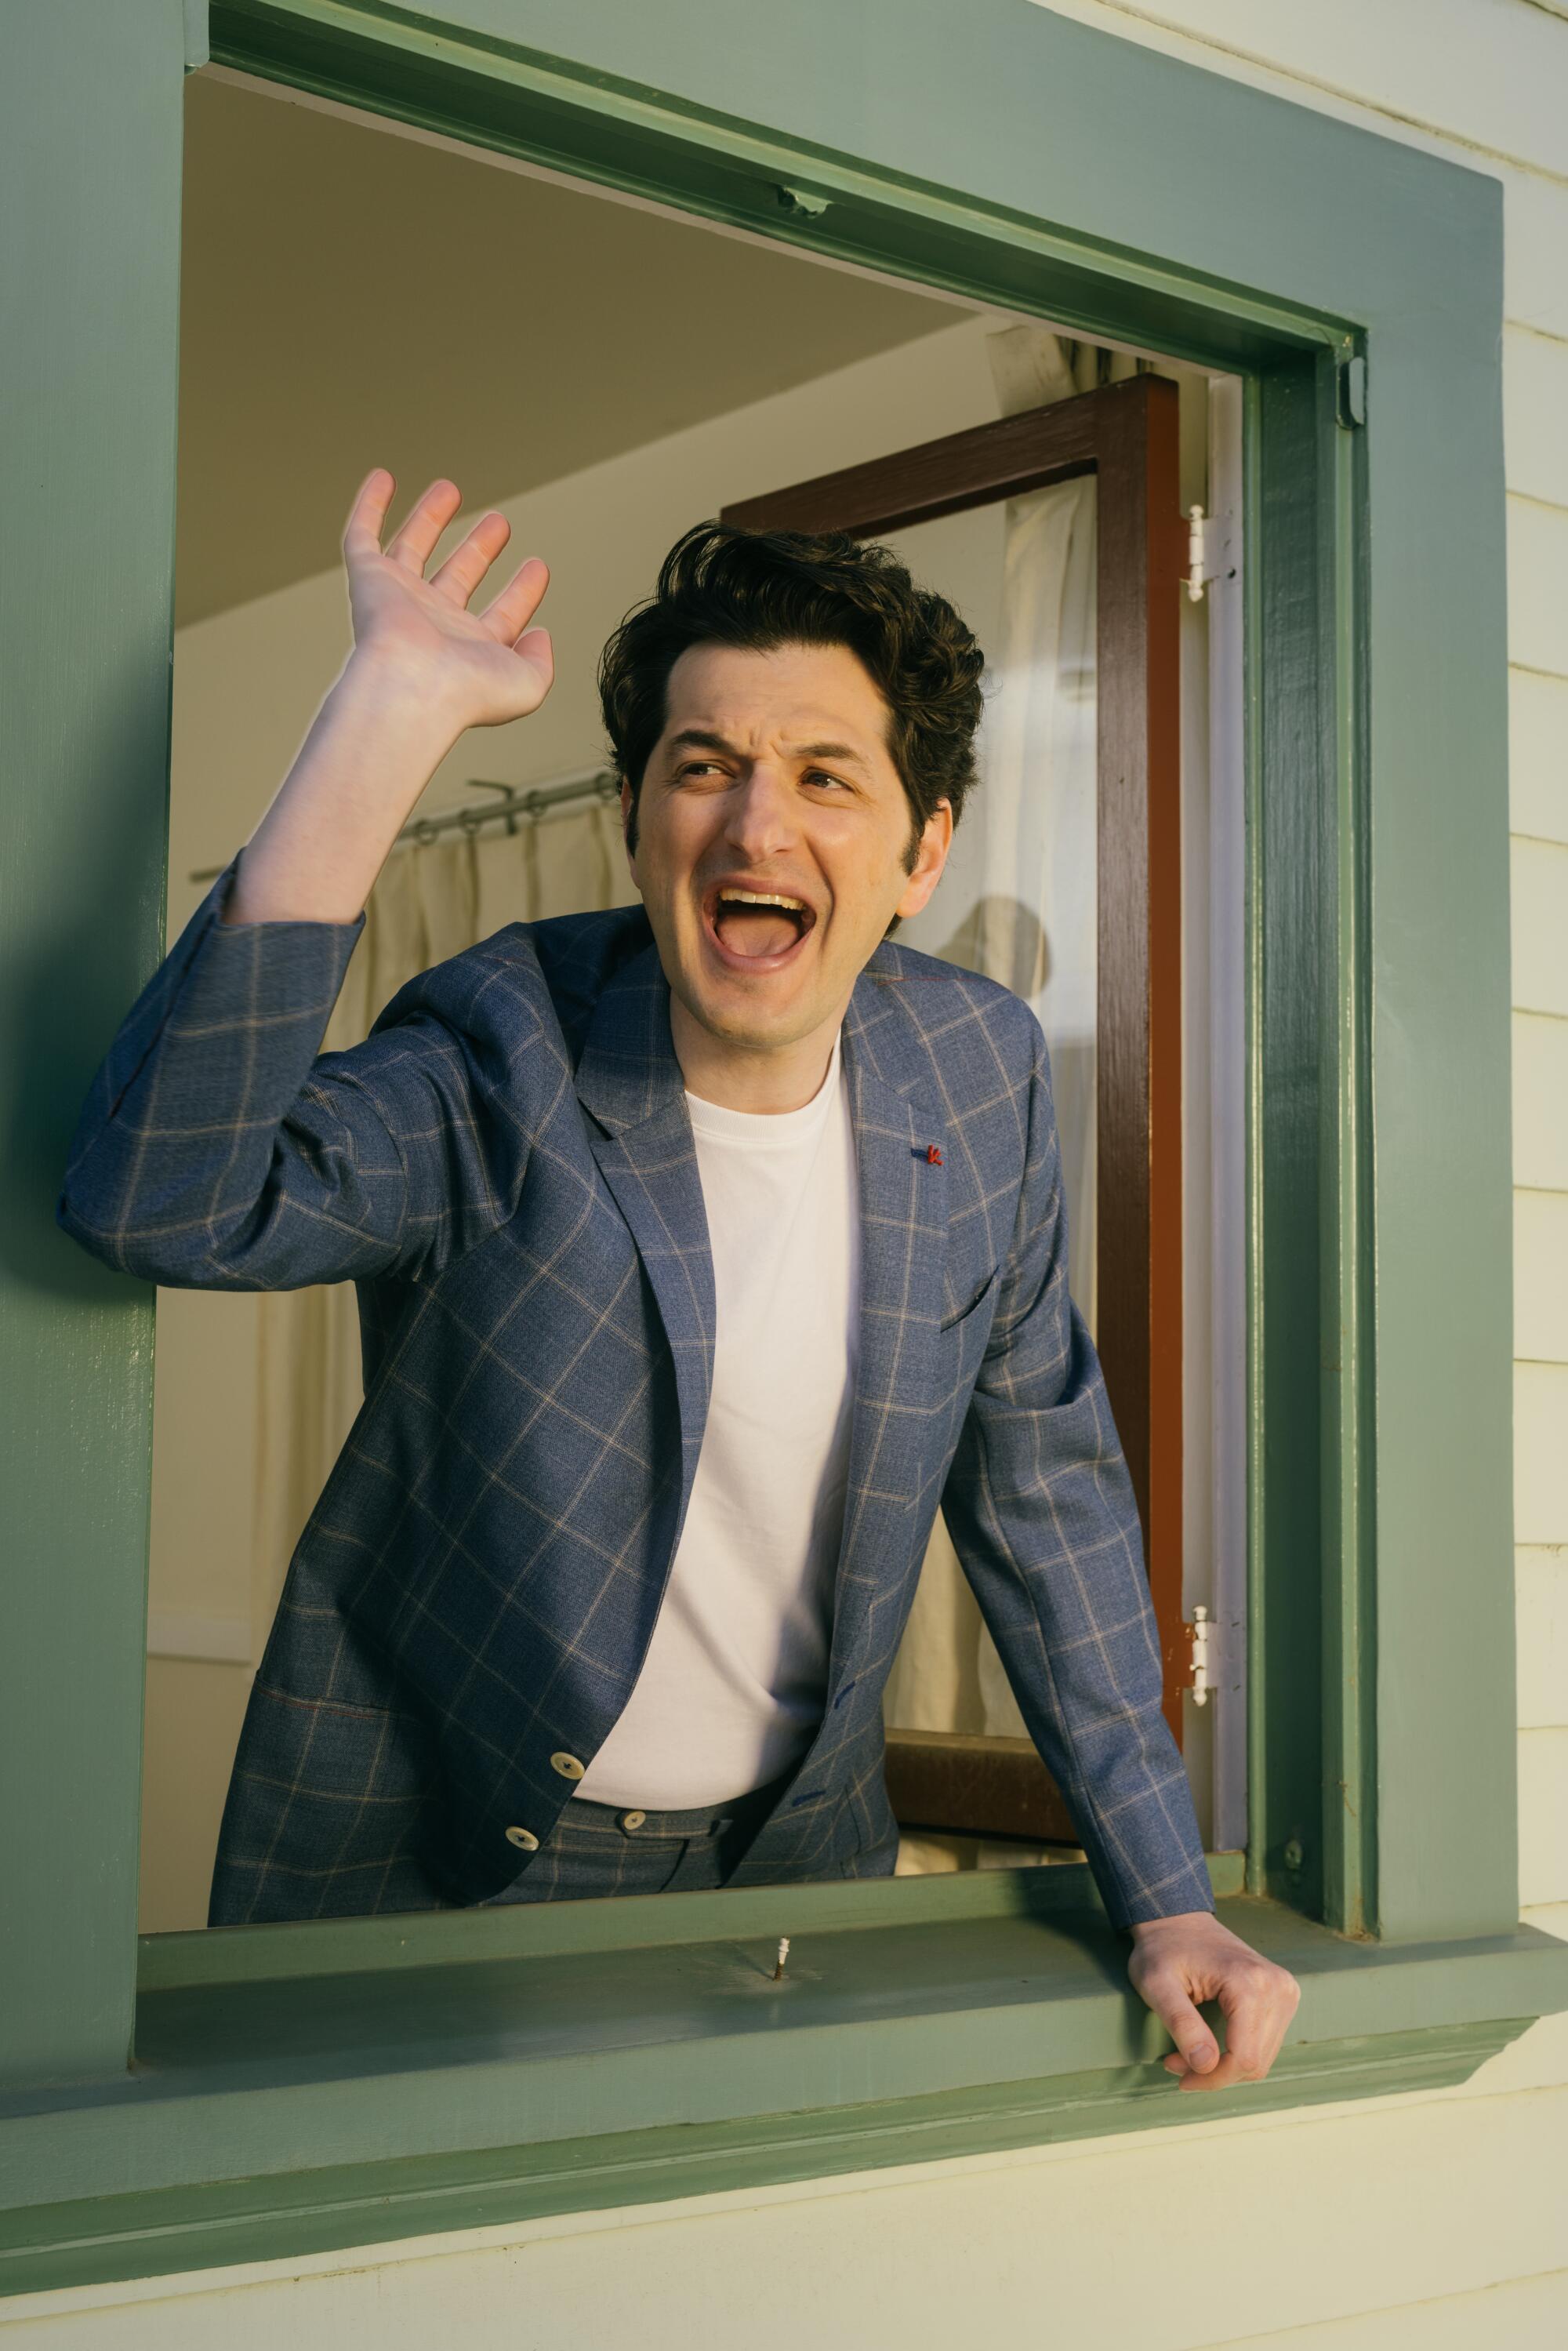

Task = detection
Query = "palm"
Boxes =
[343,469,554,732]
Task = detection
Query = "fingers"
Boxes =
[512,624,554,692]
[426,514,513,611]
[1145,1979,1221,2083]
[1171,1961,1301,2094]
[343,467,396,561]
[343,474,539,619]
[384,478,466,575]
[480,554,550,643]
[1130,1918,1301,2095]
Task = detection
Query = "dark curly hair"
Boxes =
[598,520,986,868]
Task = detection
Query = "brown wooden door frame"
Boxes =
[722,373,1185,1844]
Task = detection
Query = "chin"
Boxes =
[677,971,816,1050]
[698,996,812,1050]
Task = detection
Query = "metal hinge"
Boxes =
[1181,1606,1216,1706]
[1181,507,1237,603]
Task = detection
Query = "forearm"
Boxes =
[223,652,466,926]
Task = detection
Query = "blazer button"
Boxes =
[550,1751,586,1780]
[505,1826,539,1851]
[621,1810,647,1831]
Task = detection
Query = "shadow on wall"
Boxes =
[933,893,1051,1001]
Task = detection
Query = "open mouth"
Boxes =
[702,883,818,970]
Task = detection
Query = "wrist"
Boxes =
[328,648,468,757]
[1127,1910,1216,1942]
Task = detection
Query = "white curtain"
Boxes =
[251,798,633,1638]
[882,329,1102,1872]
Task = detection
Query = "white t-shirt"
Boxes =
[575,1031,861,1810]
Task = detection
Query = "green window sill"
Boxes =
[2,1863,1566,2298]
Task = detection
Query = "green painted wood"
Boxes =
[134,1855,1250,1994]
[0,2018,1533,2300]
[3,1895,1565,2298]
[1323,372,1378,1939]
[0,0,188,2091]
[206,0,1352,371]
[1362,208,1516,1944]
[1250,359,1327,1920]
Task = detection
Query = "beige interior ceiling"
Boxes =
[176,73,967,623]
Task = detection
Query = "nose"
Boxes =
[721,764,799,865]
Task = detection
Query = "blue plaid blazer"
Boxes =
[56,851,1213,1930]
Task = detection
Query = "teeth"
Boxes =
[716,888,808,912]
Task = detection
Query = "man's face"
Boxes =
[623,640,952,1058]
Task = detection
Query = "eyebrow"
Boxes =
[665,727,872,773]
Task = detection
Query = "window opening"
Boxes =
[140,65,1245,1930]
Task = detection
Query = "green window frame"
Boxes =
[4,0,1566,2296]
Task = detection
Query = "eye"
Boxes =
[804,768,851,792]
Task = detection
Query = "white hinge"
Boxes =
[1184,1605,1216,1706]
[1182,506,1239,604]
[1184,506,1208,602]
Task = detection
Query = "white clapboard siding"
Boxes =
[1505,496,1568,680]
[1515,1190,1568,1364]
[1519,1728,1568,1907]
[1517,1547,1568,1730]
[1504,325,1568,514]
[1510,667,1568,846]
[1513,1015,1568,1192]
[1501,167,1568,343]
[1512,838,1568,1019]
[1024,1,1568,180]
[1211,2264,1568,2350]
[1516,1361,1568,1543]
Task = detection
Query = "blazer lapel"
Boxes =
[822,964,950,1695]
[572,943,951,1692]
[574,947,716,1500]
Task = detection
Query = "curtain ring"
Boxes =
[412,818,437,848]
[524,790,543,825]
[459,807,483,839]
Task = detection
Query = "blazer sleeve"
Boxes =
[939,1011,1214,1931]
[55,848,538,1291]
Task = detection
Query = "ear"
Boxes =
[619,778,640,881]
[895,800,953,922]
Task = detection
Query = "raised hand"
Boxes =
[342,469,554,734]
[220,470,555,926]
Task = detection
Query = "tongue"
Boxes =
[714,904,800,957]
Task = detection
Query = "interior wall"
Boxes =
[147,311,1014,1931]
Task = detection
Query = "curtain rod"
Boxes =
[187,764,619,883]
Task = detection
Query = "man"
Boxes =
[57,471,1298,2091]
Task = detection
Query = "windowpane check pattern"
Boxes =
[56,856,1212,1928]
